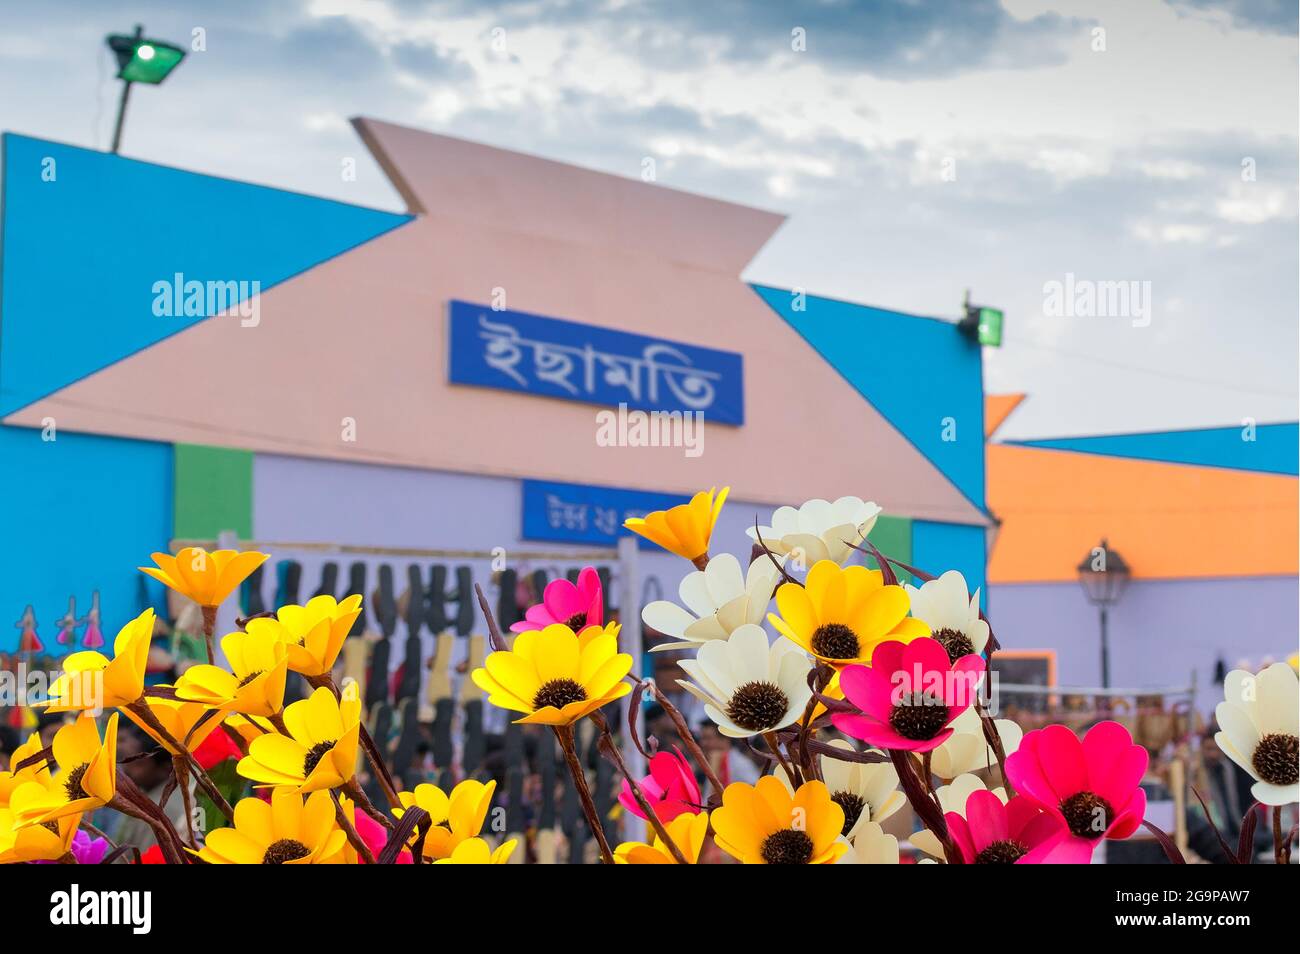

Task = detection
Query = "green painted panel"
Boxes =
[866,514,912,585]
[173,444,253,539]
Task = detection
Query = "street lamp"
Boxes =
[106,25,187,154]
[1077,538,1131,688]
[958,290,1004,347]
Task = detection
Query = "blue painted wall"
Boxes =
[0,133,412,416]
[0,425,172,653]
[911,519,987,610]
[1007,423,1298,476]
[751,284,986,507]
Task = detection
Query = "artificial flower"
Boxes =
[677,624,812,739]
[614,809,710,864]
[911,773,1007,862]
[325,796,411,864]
[1214,662,1298,805]
[1006,721,1148,859]
[31,827,108,865]
[193,724,244,770]
[928,705,1022,781]
[471,622,632,726]
[174,630,289,717]
[711,777,846,865]
[42,609,154,712]
[511,566,603,634]
[0,732,51,804]
[16,713,119,824]
[618,747,701,822]
[835,822,899,864]
[196,788,346,864]
[394,779,498,860]
[642,553,783,651]
[624,487,728,565]
[746,496,881,565]
[433,837,517,864]
[777,738,904,839]
[832,637,984,752]
[770,560,929,666]
[245,594,363,677]
[121,692,228,756]
[236,686,361,792]
[139,547,268,608]
[0,785,82,863]
[946,789,1071,864]
[904,570,989,664]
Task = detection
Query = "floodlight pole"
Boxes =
[109,25,143,154]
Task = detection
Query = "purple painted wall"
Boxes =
[989,577,1299,706]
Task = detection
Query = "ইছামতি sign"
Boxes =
[447,300,744,425]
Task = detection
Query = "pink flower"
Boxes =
[946,790,1072,864]
[353,806,411,863]
[831,637,984,752]
[1005,721,1148,860]
[510,566,604,634]
[618,747,702,822]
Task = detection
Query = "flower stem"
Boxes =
[975,699,1014,797]
[1273,806,1292,865]
[200,606,217,665]
[890,748,960,864]
[554,723,614,864]
[591,712,690,864]
[764,731,801,786]
[640,677,726,803]
[331,789,377,864]
[173,755,199,849]
[305,673,404,811]
[128,701,234,823]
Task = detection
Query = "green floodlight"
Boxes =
[105,25,187,153]
[959,301,1004,348]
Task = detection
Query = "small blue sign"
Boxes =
[522,480,690,548]
[448,300,744,425]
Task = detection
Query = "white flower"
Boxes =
[1215,662,1299,806]
[904,569,989,663]
[835,823,900,864]
[911,773,1006,862]
[677,624,812,739]
[642,553,782,652]
[928,706,1022,781]
[778,739,904,840]
[746,496,882,566]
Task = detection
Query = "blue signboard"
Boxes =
[448,300,744,425]
[522,480,691,548]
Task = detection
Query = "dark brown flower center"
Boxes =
[974,839,1029,863]
[237,670,264,688]
[760,828,814,864]
[810,623,860,660]
[1252,733,1298,786]
[888,691,949,740]
[41,821,61,834]
[302,740,336,778]
[725,681,790,732]
[1060,790,1113,839]
[564,612,588,632]
[831,791,866,836]
[532,678,588,711]
[63,763,91,801]
[262,838,312,864]
[932,627,976,664]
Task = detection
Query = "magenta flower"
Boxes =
[618,747,702,822]
[947,790,1073,864]
[831,636,984,752]
[1005,721,1148,859]
[34,828,109,865]
[510,566,604,634]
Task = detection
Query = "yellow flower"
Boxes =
[174,631,289,717]
[16,713,119,824]
[0,790,81,863]
[197,788,346,864]
[0,732,51,806]
[394,779,496,860]
[471,622,632,726]
[624,487,729,564]
[433,836,517,864]
[770,560,929,666]
[121,692,227,756]
[139,547,268,608]
[615,810,710,864]
[236,686,361,792]
[42,609,154,712]
[710,777,846,865]
[245,594,362,677]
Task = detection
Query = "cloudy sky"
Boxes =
[3,0,1296,437]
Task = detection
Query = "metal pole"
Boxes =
[617,535,645,843]
[109,25,142,154]
[1099,605,1111,689]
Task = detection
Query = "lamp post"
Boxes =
[106,25,187,154]
[1076,538,1131,689]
